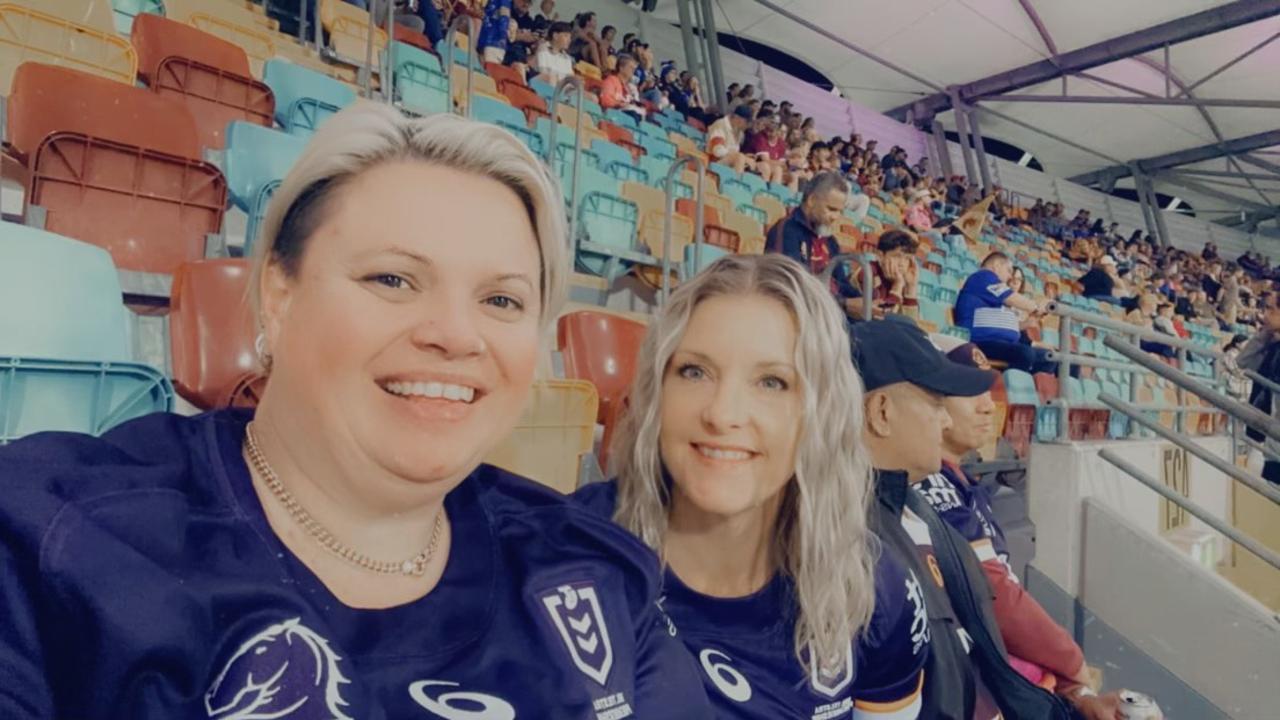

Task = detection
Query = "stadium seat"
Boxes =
[599,122,645,162]
[737,204,769,226]
[604,109,639,130]
[683,242,732,276]
[473,95,533,133]
[576,191,640,280]
[636,132,676,161]
[484,61,525,89]
[557,311,647,469]
[393,21,434,53]
[131,13,274,149]
[165,0,279,77]
[0,1,136,94]
[9,63,227,276]
[223,122,307,252]
[621,182,667,220]
[109,0,163,35]
[0,223,173,443]
[389,42,449,115]
[592,139,644,178]
[720,177,756,208]
[169,258,267,410]
[754,194,787,226]
[485,379,598,494]
[501,81,550,125]
[265,58,358,136]
[635,210,694,289]
[721,210,766,255]
[1003,369,1039,457]
[574,61,602,80]
[318,0,387,64]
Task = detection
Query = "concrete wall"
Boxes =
[1079,500,1280,719]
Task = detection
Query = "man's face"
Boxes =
[803,188,846,233]
[619,59,636,81]
[514,0,531,13]
[540,0,554,14]
[943,391,996,457]
[866,383,953,481]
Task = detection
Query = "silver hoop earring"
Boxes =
[254,332,273,368]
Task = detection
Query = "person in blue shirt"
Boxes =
[476,0,513,65]
[954,251,1056,374]
[576,254,928,719]
[0,102,711,719]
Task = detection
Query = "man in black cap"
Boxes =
[851,319,1078,720]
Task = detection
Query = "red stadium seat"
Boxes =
[131,13,274,149]
[675,198,740,252]
[9,63,227,276]
[169,259,267,409]
[599,121,645,162]
[500,80,549,125]
[485,62,525,88]
[395,23,435,53]
[557,310,647,469]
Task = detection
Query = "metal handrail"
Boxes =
[1049,301,1223,359]
[313,0,323,52]
[817,253,876,322]
[444,15,476,118]
[1099,393,1280,506]
[1098,448,1280,573]
[1244,368,1280,397]
[545,76,585,249]
[1103,334,1280,444]
[362,0,377,97]
[661,155,706,304]
[382,0,395,106]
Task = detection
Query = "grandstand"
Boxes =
[1,0,1278,717]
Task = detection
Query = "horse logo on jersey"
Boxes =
[541,583,615,687]
[205,617,353,720]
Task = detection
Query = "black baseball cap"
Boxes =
[850,319,995,396]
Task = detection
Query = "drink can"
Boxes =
[1117,690,1162,720]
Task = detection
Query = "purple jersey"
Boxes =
[0,410,712,719]
[575,481,928,719]
[916,463,1015,581]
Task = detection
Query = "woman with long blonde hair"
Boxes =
[576,254,929,718]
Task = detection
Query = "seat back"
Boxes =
[389,41,449,115]
[166,0,280,77]
[264,58,358,136]
[109,0,164,34]
[0,2,136,94]
[169,258,267,410]
[223,122,307,251]
[501,80,549,124]
[675,198,720,227]
[132,13,273,149]
[472,95,530,132]
[557,311,647,461]
[484,380,598,494]
[636,210,693,289]
[319,0,387,61]
[0,222,172,442]
[394,21,433,53]
[484,61,524,88]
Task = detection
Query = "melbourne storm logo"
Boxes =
[205,617,353,720]
[541,583,615,687]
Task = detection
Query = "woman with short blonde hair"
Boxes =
[577,254,928,718]
[0,102,710,718]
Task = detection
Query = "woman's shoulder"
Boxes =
[862,548,925,651]
[468,471,658,606]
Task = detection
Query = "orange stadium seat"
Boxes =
[557,310,648,470]
[131,13,274,149]
[9,63,227,276]
[500,81,550,125]
[599,121,645,162]
[396,22,435,53]
[485,61,525,88]
[169,259,267,409]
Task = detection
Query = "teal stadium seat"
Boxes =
[605,109,639,130]
[223,122,306,252]
[591,139,637,174]
[472,96,543,154]
[390,42,449,115]
[110,0,163,34]
[264,59,358,137]
[720,177,756,208]
[738,204,768,226]
[637,133,676,160]
[0,224,173,443]
[577,192,639,280]
[738,171,768,196]
[529,78,556,102]
[684,243,732,276]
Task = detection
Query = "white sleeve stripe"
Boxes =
[853,692,922,720]
[971,539,998,562]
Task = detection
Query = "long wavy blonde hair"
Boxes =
[611,253,877,671]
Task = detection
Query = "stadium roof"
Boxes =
[650,0,1280,228]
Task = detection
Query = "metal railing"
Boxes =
[545,76,585,246]
[661,156,706,304]
[444,15,477,118]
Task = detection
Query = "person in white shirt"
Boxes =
[532,21,574,85]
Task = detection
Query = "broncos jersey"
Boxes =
[0,410,713,719]
[574,481,928,720]
[915,463,1014,580]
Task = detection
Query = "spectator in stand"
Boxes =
[706,105,757,174]
[785,137,814,190]
[502,0,545,73]
[531,20,574,85]
[1202,241,1220,261]
[568,11,604,68]
[599,24,617,62]
[917,342,1132,720]
[1239,292,1280,484]
[1079,256,1122,304]
[742,111,787,184]
[850,229,921,320]
[368,0,425,34]
[955,253,1055,373]
[675,72,711,124]
[1127,293,1175,358]
[904,189,935,232]
[475,0,514,65]
[600,53,646,122]
[727,84,756,116]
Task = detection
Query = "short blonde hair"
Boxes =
[250,101,568,335]
[611,253,878,671]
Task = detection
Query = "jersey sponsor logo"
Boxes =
[408,680,516,720]
[205,617,353,720]
[917,475,963,513]
[541,583,615,687]
[808,644,854,699]
[904,570,930,656]
[698,649,753,703]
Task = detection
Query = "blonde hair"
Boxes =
[611,254,877,670]
[250,101,568,337]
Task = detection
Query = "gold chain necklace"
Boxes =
[244,422,444,577]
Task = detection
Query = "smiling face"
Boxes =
[259,160,543,488]
[659,293,803,522]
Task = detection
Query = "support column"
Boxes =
[967,104,995,195]
[1147,178,1173,247]
[932,118,953,177]
[698,0,727,115]
[675,0,701,85]
[690,0,717,111]
[1133,170,1160,243]
[949,92,980,186]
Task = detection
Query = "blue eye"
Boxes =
[366,273,409,289]
[676,363,705,381]
[760,375,788,391]
[485,295,525,312]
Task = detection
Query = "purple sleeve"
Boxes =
[632,600,716,717]
[852,553,928,711]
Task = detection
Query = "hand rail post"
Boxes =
[362,0,376,97]
[383,0,395,105]
[662,155,706,304]
[444,14,476,117]
[547,76,585,249]
[1098,448,1280,573]
[1128,330,1141,438]
[862,257,874,322]
[1175,346,1188,433]
[1057,314,1072,442]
